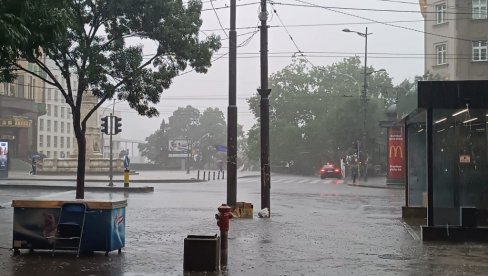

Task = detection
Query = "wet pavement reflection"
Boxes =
[1,174,488,275]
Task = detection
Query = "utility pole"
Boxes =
[109,99,115,186]
[227,0,237,207]
[108,112,114,186]
[343,27,372,181]
[361,27,369,180]
[258,0,271,214]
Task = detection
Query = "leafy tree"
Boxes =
[140,106,240,170]
[246,57,394,175]
[0,0,67,81]
[4,0,220,198]
[138,120,170,165]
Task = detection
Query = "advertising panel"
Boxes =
[168,139,191,158]
[387,127,405,180]
[0,141,8,171]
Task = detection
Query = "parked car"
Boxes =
[319,163,342,179]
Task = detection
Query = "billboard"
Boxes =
[168,139,191,158]
[387,127,405,180]
[0,141,8,171]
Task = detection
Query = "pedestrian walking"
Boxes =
[30,156,37,175]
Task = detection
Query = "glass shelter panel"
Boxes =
[407,112,427,207]
[432,108,488,226]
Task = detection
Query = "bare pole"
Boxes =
[227,0,238,207]
[258,0,271,214]
[361,27,368,181]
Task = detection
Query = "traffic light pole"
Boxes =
[109,113,114,187]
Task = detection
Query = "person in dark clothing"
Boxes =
[30,156,37,175]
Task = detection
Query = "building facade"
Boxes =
[37,59,77,159]
[0,61,45,159]
[422,0,488,80]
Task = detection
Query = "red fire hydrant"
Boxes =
[216,204,232,267]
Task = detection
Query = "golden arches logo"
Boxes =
[389,145,403,158]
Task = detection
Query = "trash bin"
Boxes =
[183,234,220,271]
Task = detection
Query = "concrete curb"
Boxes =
[0,184,154,192]
[4,178,205,183]
[346,183,404,190]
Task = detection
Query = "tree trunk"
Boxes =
[74,123,86,199]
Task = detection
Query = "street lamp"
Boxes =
[342,27,375,181]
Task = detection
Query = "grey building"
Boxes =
[422,0,488,80]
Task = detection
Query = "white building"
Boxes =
[37,59,77,159]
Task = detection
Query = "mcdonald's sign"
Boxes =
[389,145,403,158]
[387,127,405,179]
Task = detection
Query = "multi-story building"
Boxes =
[37,59,77,159]
[421,0,488,80]
[0,61,45,159]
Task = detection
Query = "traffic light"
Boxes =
[101,116,109,134]
[114,116,122,134]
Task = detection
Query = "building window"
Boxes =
[39,119,44,131]
[54,106,58,117]
[473,40,488,61]
[47,104,51,116]
[48,88,52,100]
[47,135,51,147]
[67,137,71,148]
[54,151,58,158]
[435,43,447,65]
[60,137,64,148]
[61,107,65,118]
[47,151,50,158]
[28,76,33,100]
[67,122,71,134]
[61,122,65,133]
[47,120,51,131]
[39,135,44,147]
[436,3,447,24]
[473,0,488,19]
[54,121,58,132]
[17,75,24,98]
[54,136,58,147]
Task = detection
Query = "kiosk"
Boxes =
[12,198,126,254]
[399,80,488,241]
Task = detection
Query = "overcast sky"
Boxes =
[112,0,425,142]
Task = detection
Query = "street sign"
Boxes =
[168,139,190,158]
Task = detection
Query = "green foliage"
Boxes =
[0,0,67,81]
[140,105,240,168]
[246,57,394,174]
[1,0,221,196]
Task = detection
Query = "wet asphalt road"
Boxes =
[1,174,488,275]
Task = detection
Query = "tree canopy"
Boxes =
[139,106,242,170]
[2,0,221,198]
[246,57,395,174]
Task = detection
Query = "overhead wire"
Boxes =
[287,0,473,42]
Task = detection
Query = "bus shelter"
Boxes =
[399,80,488,241]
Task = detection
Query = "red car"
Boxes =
[320,163,342,179]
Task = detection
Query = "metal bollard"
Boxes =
[197,170,200,180]
[218,171,220,179]
[222,171,225,180]
[208,171,210,180]
[216,204,232,268]
[124,169,130,188]
[203,171,206,180]
[213,171,215,180]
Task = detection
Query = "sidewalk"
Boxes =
[345,176,404,190]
